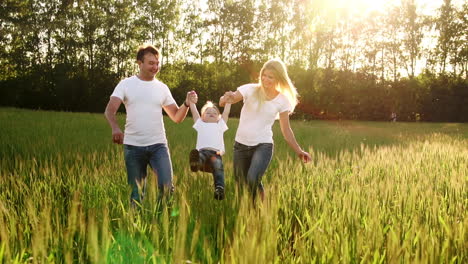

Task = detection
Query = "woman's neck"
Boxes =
[264,86,280,100]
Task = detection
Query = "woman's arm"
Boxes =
[219,91,243,107]
[279,111,311,163]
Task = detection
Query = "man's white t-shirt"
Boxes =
[235,83,291,146]
[111,76,176,146]
[193,119,228,154]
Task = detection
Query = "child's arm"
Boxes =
[189,102,200,123]
[221,103,231,123]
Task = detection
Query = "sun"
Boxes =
[344,0,398,15]
[358,0,394,14]
[316,0,400,17]
[317,0,465,17]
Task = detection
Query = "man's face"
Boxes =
[138,53,159,79]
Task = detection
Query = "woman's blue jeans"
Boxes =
[233,141,273,199]
[124,143,174,204]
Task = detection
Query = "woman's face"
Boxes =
[261,69,277,90]
[201,107,220,123]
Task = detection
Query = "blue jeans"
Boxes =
[199,149,225,188]
[233,141,273,198]
[124,143,174,204]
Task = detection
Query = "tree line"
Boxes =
[0,0,467,122]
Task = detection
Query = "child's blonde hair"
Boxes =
[201,101,221,116]
[256,58,298,112]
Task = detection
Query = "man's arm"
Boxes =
[163,91,197,123]
[104,96,124,144]
[163,103,189,124]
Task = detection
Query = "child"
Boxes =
[188,96,232,200]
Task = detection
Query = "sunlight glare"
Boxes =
[318,0,398,16]
[315,0,466,17]
[351,0,390,14]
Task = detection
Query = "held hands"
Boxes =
[112,128,124,144]
[298,150,312,163]
[186,90,198,105]
[223,91,235,104]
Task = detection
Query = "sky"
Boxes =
[321,0,465,15]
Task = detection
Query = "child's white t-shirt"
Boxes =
[193,119,228,154]
[235,83,291,146]
[111,76,176,146]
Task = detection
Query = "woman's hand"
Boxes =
[220,90,242,106]
[220,91,233,106]
[224,91,234,103]
[297,150,311,163]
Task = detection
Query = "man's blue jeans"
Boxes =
[233,142,273,198]
[198,149,225,188]
[124,143,174,204]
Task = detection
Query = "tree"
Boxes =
[400,0,424,79]
[452,3,467,78]
[136,0,180,66]
[174,0,205,63]
[434,0,456,74]
[382,5,403,82]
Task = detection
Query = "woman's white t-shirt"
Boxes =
[193,119,228,154]
[235,84,291,146]
[111,76,176,146]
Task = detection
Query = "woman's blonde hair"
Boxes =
[257,58,298,112]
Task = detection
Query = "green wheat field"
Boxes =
[0,107,467,263]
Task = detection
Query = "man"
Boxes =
[104,44,196,206]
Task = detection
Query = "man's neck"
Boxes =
[137,73,154,81]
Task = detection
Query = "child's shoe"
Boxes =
[214,186,225,200]
[189,149,200,172]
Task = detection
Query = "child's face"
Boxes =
[201,107,220,123]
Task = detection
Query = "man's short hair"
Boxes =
[136,45,159,62]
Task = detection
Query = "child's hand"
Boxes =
[186,90,198,105]
[190,91,198,104]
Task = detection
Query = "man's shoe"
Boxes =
[214,186,225,200]
[189,149,200,172]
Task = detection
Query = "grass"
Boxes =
[0,107,467,263]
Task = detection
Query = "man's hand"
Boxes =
[186,90,198,105]
[112,129,124,144]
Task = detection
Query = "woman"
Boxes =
[219,58,311,201]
